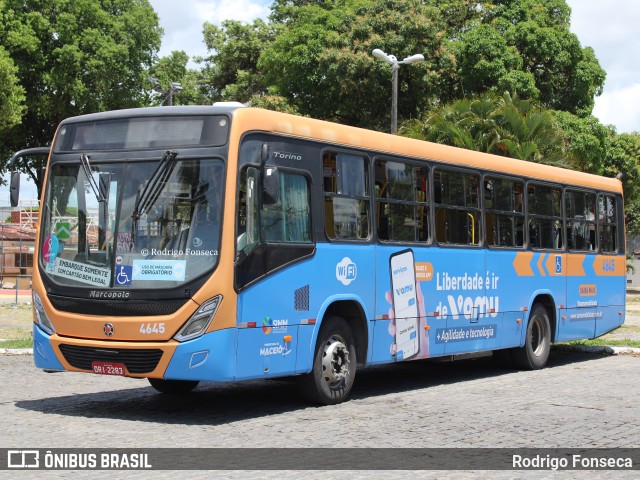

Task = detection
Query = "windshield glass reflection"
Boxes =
[40,157,224,289]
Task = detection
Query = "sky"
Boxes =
[2,0,639,206]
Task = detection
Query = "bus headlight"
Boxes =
[174,296,222,342]
[33,290,56,335]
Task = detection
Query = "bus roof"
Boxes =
[232,107,623,195]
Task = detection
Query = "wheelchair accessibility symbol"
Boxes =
[555,255,563,274]
[115,265,133,286]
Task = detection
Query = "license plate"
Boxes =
[92,361,126,376]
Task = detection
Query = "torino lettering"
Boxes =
[273,151,302,161]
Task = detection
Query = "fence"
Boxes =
[0,274,32,305]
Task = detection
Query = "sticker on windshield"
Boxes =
[54,222,71,241]
[132,260,186,281]
[114,265,133,286]
[49,257,110,287]
[42,234,60,263]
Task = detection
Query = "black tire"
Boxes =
[297,316,356,405]
[148,378,199,394]
[511,304,551,370]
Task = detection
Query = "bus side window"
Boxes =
[527,183,563,250]
[598,194,618,253]
[261,173,311,243]
[374,159,429,242]
[434,169,480,246]
[484,177,524,248]
[323,152,370,240]
[565,189,596,252]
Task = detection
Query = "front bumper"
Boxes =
[33,322,237,382]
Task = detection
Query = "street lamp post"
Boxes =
[167,82,183,106]
[372,49,425,134]
[148,77,183,106]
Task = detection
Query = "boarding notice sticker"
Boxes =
[132,260,186,282]
[49,257,110,287]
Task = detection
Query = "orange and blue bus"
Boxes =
[13,104,626,404]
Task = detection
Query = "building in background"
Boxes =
[0,201,37,290]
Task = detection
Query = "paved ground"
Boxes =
[5,349,639,448]
[1,348,639,478]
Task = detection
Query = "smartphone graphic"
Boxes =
[390,249,419,360]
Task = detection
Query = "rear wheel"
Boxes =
[511,304,551,370]
[297,316,356,405]
[148,378,199,394]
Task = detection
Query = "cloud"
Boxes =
[194,0,270,25]
[150,0,270,60]
[567,0,640,132]
[593,83,640,134]
[0,173,38,207]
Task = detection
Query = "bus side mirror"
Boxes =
[262,166,280,205]
[10,171,20,207]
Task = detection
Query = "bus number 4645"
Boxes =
[140,323,165,334]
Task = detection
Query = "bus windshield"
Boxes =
[39,155,224,290]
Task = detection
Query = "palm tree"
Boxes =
[401,92,568,167]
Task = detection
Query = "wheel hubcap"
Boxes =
[321,335,350,386]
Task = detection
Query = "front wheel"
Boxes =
[511,304,551,370]
[148,378,199,394]
[297,316,356,405]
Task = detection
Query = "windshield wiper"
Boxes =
[132,150,179,219]
[80,153,106,203]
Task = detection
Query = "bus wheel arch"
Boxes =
[512,300,552,370]
[531,294,557,343]
[321,300,368,367]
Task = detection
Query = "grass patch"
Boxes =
[0,327,32,341]
[0,337,33,349]
[567,339,640,348]
[618,325,640,332]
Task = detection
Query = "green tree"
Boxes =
[0,45,25,131]
[402,92,566,166]
[199,18,274,104]
[0,0,162,191]
[260,0,448,130]
[553,111,608,174]
[243,0,604,129]
[147,51,208,106]
[604,132,640,235]
[454,24,540,101]
[449,0,606,115]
